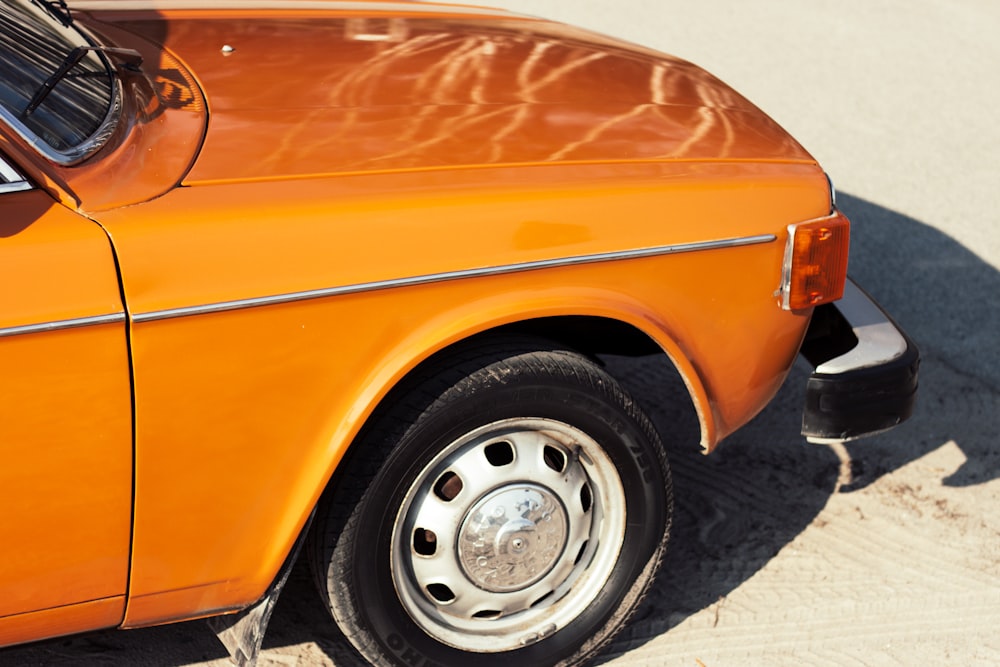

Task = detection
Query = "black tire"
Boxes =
[308,338,672,667]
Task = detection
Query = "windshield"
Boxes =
[0,1,116,163]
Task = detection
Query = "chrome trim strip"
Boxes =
[0,313,126,338]
[70,1,518,17]
[0,156,24,182]
[0,157,31,193]
[824,172,837,214]
[0,181,32,194]
[133,234,776,323]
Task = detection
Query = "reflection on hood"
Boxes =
[92,8,813,183]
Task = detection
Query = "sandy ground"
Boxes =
[4,1,998,665]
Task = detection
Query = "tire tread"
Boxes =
[308,336,672,667]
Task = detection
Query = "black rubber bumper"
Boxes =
[800,280,920,443]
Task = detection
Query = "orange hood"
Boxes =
[82,2,815,185]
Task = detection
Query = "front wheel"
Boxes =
[309,340,672,666]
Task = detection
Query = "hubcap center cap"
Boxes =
[458,484,568,592]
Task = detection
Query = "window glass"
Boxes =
[0,1,114,156]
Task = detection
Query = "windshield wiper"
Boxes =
[23,45,143,117]
[29,0,73,28]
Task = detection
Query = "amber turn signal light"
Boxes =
[780,211,851,310]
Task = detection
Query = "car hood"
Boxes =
[81,1,814,184]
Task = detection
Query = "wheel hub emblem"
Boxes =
[458,485,568,592]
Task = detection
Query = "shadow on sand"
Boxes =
[595,191,999,660]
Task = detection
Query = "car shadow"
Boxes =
[2,193,995,665]
[835,192,999,490]
[591,351,842,661]
[594,191,1000,660]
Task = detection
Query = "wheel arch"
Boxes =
[307,322,678,665]
[334,312,716,494]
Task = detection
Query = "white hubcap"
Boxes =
[390,418,626,652]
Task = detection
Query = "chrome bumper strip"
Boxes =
[815,279,908,374]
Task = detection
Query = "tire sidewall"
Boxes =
[345,372,668,667]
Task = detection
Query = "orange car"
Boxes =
[0,1,917,665]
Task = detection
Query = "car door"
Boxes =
[0,155,132,645]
